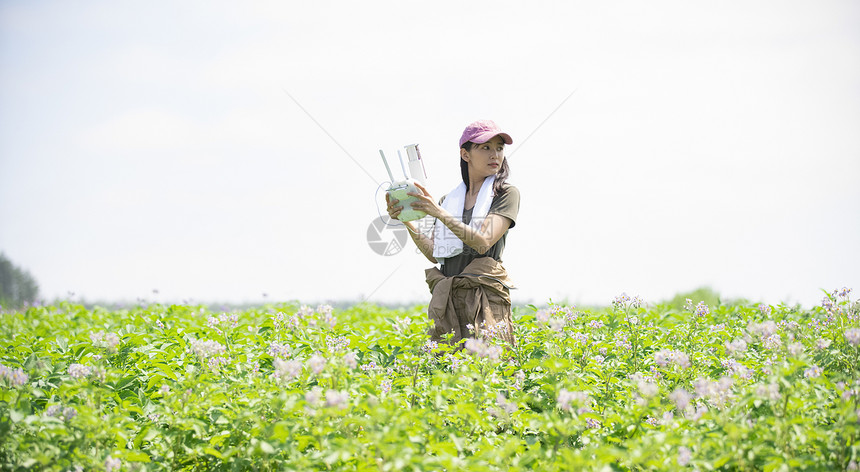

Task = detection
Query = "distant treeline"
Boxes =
[0,253,39,308]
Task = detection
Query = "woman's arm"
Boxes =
[408,182,512,255]
[403,220,437,263]
[386,193,437,263]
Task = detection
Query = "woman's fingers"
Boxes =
[412,181,429,195]
[388,203,403,218]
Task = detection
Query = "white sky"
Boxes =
[1,1,858,308]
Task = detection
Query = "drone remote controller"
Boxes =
[379,144,428,222]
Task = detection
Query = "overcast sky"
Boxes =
[1,1,858,309]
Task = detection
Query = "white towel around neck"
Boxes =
[432,175,496,262]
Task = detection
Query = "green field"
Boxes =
[1,290,858,471]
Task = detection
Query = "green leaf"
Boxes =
[124,451,151,462]
[9,410,25,422]
[258,441,275,454]
[203,447,223,459]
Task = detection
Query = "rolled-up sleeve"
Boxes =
[489,185,520,228]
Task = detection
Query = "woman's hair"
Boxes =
[460,141,510,195]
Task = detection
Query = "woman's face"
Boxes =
[463,135,506,179]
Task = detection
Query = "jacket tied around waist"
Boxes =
[424,257,516,346]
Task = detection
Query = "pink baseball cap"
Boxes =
[458,120,513,147]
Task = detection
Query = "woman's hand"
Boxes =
[385,193,403,221]
[407,182,444,219]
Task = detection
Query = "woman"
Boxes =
[385,120,520,346]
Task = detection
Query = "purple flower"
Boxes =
[68,363,92,379]
[725,338,747,357]
[748,320,774,338]
[61,407,77,421]
[845,328,860,347]
[485,345,502,361]
[755,382,780,402]
[207,356,228,371]
[325,336,349,353]
[6,368,28,386]
[342,351,358,369]
[190,339,225,359]
[677,446,692,466]
[307,354,326,375]
[557,388,588,411]
[465,338,488,356]
[612,293,631,308]
[105,457,121,472]
[669,388,691,411]
[654,349,690,369]
[379,378,392,395]
[512,370,525,390]
[267,342,291,358]
[91,331,121,352]
[763,334,782,350]
[325,389,348,409]
[496,393,517,415]
[788,342,803,356]
[273,358,302,381]
[305,387,322,407]
[803,365,822,379]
